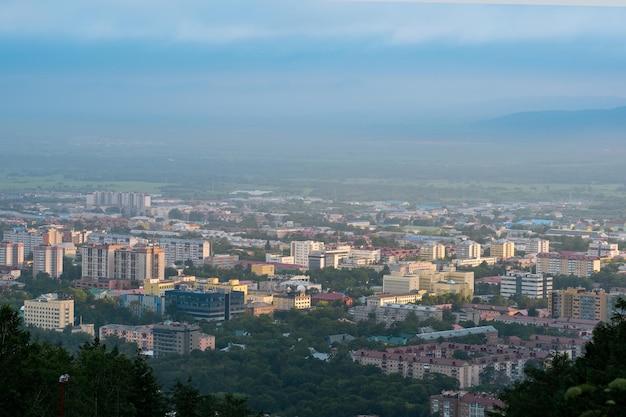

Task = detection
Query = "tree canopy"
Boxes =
[498,298,626,417]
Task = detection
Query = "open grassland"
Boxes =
[0,175,170,194]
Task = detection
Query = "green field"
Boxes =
[0,175,171,194]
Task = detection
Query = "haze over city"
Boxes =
[1,2,626,417]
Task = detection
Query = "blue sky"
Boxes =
[1,0,626,139]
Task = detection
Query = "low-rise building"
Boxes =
[273,293,311,310]
[430,391,503,417]
[23,293,74,330]
[152,322,215,357]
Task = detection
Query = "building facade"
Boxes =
[113,245,165,281]
[159,238,211,266]
[500,271,553,299]
[23,293,74,330]
[152,322,215,357]
[456,240,481,260]
[490,240,515,260]
[549,287,611,321]
[536,253,600,278]
[290,240,324,267]
[33,245,64,278]
[0,241,24,268]
[165,289,246,321]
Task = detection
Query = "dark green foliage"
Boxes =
[152,310,459,417]
[0,304,258,417]
[498,298,626,417]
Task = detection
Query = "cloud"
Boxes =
[0,0,625,45]
[342,0,626,6]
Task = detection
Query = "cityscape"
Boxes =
[2,188,626,416]
[2,0,626,416]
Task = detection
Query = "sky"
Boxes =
[1,0,626,140]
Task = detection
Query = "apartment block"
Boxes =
[88,233,142,247]
[99,324,155,351]
[159,238,210,266]
[549,287,611,321]
[290,240,324,267]
[0,241,24,268]
[430,391,503,417]
[152,322,215,357]
[500,271,553,299]
[352,304,443,325]
[490,239,515,260]
[536,252,600,278]
[23,293,74,330]
[419,243,446,261]
[3,227,43,255]
[587,241,619,259]
[81,244,123,280]
[273,293,311,310]
[455,240,481,260]
[33,245,64,278]
[527,238,550,254]
[113,245,165,281]
[353,341,547,389]
[86,191,151,212]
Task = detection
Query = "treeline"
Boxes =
[0,305,258,417]
[499,299,626,417]
[151,311,459,417]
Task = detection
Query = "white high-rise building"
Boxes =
[159,238,210,266]
[500,271,553,299]
[527,238,550,254]
[290,241,324,267]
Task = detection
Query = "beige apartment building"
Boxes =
[113,245,165,281]
[490,239,515,260]
[0,241,24,268]
[382,270,474,297]
[549,287,611,321]
[537,252,600,278]
[273,293,311,310]
[419,243,446,261]
[33,244,64,278]
[23,294,74,330]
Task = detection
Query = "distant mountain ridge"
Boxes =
[484,106,626,133]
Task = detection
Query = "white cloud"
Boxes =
[0,0,625,44]
[342,0,626,6]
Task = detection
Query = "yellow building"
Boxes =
[490,239,515,260]
[419,243,446,261]
[23,294,74,330]
[549,287,610,321]
[383,270,474,296]
[251,264,275,277]
[198,278,248,298]
[143,275,196,296]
